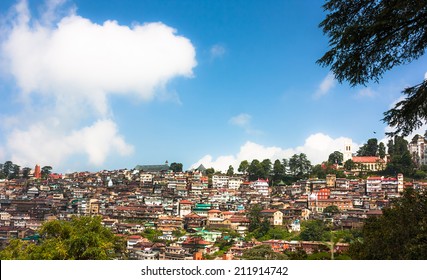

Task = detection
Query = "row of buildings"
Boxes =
[0,159,425,259]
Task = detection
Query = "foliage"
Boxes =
[238,160,249,174]
[247,206,262,232]
[289,153,312,179]
[226,165,234,176]
[328,151,343,165]
[272,159,285,183]
[383,136,414,175]
[378,142,386,159]
[141,228,163,242]
[344,159,355,171]
[22,167,31,179]
[41,166,52,179]
[349,188,427,259]
[241,245,288,260]
[247,159,267,181]
[285,249,308,260]
[318,0,427,137]
[257,226,297,242]
[323,205,340,215]
[299,220,329,242]
[1,160,22,180]
[357,138,378,157]
[169,162,183,173]
[0,216,125,260]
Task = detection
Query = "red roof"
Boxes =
[179,199,193,205]
[261,209,279,213]
[367,176,383,180]
[352,156,384,163]
[128,235,143,240]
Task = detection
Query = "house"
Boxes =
[352,156,386,172]
[250,179,270,196]
[178,200,193,217]
[260,209,283,226]
[184,212,207,230]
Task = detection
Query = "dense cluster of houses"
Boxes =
[0,162,426,260]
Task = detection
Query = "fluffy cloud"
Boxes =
[191,133,359,172]
[7,119,133,167]
[2,2,196,115]
[314,72,336,98]
[0,0,197,169]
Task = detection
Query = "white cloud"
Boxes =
[314,72,336,98]
[191,133,359,172]
[229,113,251,127]
[381,96,427,144]
[210,44,226,59]
[356,87,375,98]
[6,119,133,168]
[229,113,263,135]
[2,5,196,114]
[424,72,427,80]
[0,0,197,169]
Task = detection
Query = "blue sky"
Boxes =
[0,0,426,173]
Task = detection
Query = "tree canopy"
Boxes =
[0,216,125,260]
[349,188,427,259]
[318,0,427,137]
[169,162,183,173]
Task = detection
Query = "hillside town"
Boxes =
[1,136,427,260]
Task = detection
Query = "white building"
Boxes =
[228,177,243,190]
[250,179,270,196]
[212,175,229,188]
[409,134,427,166]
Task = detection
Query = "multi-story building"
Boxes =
[250,179,270,196]
[212,175,229,188]
[409,134,427,167]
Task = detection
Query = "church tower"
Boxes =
[34,164,41,179]
[343,141,353,163]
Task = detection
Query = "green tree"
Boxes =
[328,151,343,165]
[289,153,312,178]
[299,220,328,241]
[247,204,263,232]
[318,0,427,137]
[169,162,183,173]
[261,159,272,180]
[238,160,249,174]
[205,167,215,177]
[226,165,234,176]
[241,244,288,260]
[384,136,414,175]
[349,188,427,259]
[2,161,13,179]
[378,142,386,159]
[343,159,354,171]
[0,216,125,260]
[248,159,266,181]
[41,166,52,179]
[357,138,378,156]
[323,205,340,215]
[9,164,20,179]
[22,167,31,179]
[272,159,285,183]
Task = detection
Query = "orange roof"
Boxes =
[179,199,193,204]
[352,156,384,163]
